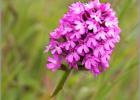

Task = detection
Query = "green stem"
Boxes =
[50,69,72,98]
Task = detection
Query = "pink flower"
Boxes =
[69,2,84,14]
[47,55,62,72]
[66,52,80,63]
[90,11,102,23]
[77,44,89,54]
[45,0,121,75]
[70,32,81,39]
[51,46,62,54]
[74,21,85,34]
[64,41,76,50]
[86,20,98,33]
[95,31,106,40]
[87,37,97,47]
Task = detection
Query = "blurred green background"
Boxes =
[1,0,139,100]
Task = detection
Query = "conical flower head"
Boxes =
[45,0,121,75]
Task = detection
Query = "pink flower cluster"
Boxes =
[45,0,121,75]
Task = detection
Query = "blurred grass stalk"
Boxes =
[138,0,140,99]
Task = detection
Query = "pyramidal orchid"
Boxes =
[45,0,121,76]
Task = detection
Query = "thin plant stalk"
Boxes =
[50,69,72,98]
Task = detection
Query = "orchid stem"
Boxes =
[50,69,72,98]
